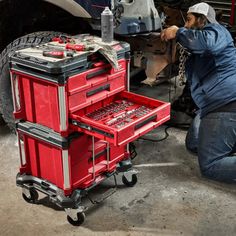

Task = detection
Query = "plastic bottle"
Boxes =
[101,7,114,43]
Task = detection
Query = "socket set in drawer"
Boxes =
[85,100,152,128]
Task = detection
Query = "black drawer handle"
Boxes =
[135,115,157,130]
[86,68,109,80]
[86,84,110,97]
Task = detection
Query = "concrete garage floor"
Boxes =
[1,79,236,236]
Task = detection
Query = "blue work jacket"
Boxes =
[176,23,236,117]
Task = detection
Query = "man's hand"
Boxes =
[161,25,179,41]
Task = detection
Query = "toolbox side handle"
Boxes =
[29,128,51,139]
[10,72,25,119]
[86,68,110,80]
[17,123,70,148]
[134,115,157,130]
[86,84,110,97]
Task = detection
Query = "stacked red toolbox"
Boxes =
[10,35,170,225]
[16,121,126,195]
[10,42,128,136]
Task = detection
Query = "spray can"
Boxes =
[101,7,114,43]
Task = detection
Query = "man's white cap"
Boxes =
[187,2,218,24]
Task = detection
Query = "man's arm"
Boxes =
[161,25,229,55]
[161,25,179,41]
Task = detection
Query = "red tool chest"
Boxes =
[17,121,127,195]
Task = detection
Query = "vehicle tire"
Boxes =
[22,188,39,204]
[122,173,138,187]
[67,212,86,226]
[0,31,66,131]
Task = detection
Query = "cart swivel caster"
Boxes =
[122,173,137,187]
[22,188,39,204]
[67,212,85,226]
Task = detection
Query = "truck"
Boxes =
[0,0,234,129]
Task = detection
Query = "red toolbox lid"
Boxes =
[70,91,171,146]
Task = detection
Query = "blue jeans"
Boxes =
[185,112,236,183]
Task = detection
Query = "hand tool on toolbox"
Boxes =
[20,49,75,59]
[65,43,94,51]
[52,36,72,44]
[42,50,74,58]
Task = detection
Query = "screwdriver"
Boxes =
[52,36,73,44]
[42,50,74,58]
[51,37,64,44]
[65,43,94,51]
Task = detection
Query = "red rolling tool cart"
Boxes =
[10,35,170,226]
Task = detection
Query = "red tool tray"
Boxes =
[70,91,171,146]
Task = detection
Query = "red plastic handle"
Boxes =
[42,51,64,58]
[65,43,85,51]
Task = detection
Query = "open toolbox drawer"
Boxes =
[70,91,170,146]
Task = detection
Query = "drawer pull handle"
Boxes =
[86,68,109,79]
[86,84,110,97]
[134,115,157,130]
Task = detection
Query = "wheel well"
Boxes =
[0,0,92,52]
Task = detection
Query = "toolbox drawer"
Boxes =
[70,91,171,146]
[68,70,126,112]
[67,59,127,90]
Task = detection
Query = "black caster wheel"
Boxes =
[122,174,137,187]
[22,189,39,204]
[67,212,85,226]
